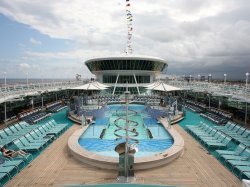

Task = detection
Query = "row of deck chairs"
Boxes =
[200,112,228,124]
[20,109,51,124]
[133,95,163,103]
[210,108,232,119]
[90,95,120,100]
[184,103,203,113]
[89,96,121,103]
[215,144,250,179]
[13,119,67,152]
[0,121,38,147]
[0,119,67,185]
[47,102,67,113]
[185,100,206,110]
[0,151,33,186]
[186,122,232,149]
[0,120,67,148]
[0,121,35,185]
[214,122,250,147]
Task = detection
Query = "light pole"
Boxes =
[26,72,29,85]
[245,72,249,125]
[246,72,249,88]
[4,72,7,90]
[4,102,7,123]
[4,71,7,123]
[224,73,227,84]
[124,86,130,182]
[208,94,211,110]
[208,74,212,83]
[31,97,34,110]
[42,94,44,109]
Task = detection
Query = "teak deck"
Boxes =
[6,125,241,187]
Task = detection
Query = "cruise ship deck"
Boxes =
[1,1,250,186]
[5,124,241,187]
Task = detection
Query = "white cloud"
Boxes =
[19,63,30,72]
[29,37,41,45]
[0,0,250,78]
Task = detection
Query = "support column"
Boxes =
[41,95,44,109]
[31,97,34,109]
[4,102,7,123]
[245,102,248,126]
[112,74,119,95]
[133,74,140,95]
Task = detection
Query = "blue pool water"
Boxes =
[179,109,217,128]
[79,104,173,157]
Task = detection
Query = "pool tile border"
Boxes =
[68,117,184,170]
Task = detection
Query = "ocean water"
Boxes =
[0,78,73,86]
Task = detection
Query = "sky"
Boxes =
[0,0,249,80]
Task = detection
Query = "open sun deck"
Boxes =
[5,124,241,187]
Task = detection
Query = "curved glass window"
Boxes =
[86,60,167,72]
[103,75,150,84]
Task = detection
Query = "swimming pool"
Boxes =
[78,104,174,157]
[179,109,217,128]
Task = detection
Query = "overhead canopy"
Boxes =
[145,81,182,92]
[93,81,110,88]
[70,81,110,90]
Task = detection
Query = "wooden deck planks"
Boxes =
[136,125,241,187]
[6,124,241,187]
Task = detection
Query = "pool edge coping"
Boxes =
[68,116,184,170]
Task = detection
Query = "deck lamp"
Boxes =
[26,72,29,85]
[4,72,7,90]
[208,74,212,83]
[245,72,249,125]
[246,72,249,88]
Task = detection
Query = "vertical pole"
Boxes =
[42,95,44,109]
[245,72,249,125]
[4,72,7,91]
[246,72,249,88]
[26,72,29,84]
[208,94,211,110]
[124,82,130,181]
[224,73,227,84]
[32,97,34,109]
[82,114,84,128]
[245,102,247,126]
[133,73,140,95]
[218,97,221,110]
[4,102,7,123]
[224,73,227,92]
[113,74,119,95]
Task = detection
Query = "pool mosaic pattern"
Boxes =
[79,104,174,157]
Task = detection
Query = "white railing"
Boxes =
[168,80,250,102]
[0,80,86,104]
[1,79,249,103]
